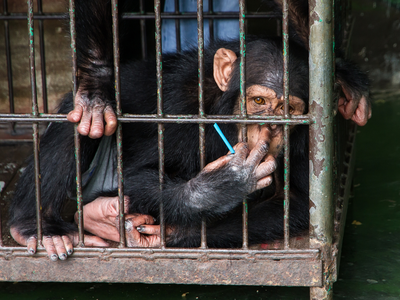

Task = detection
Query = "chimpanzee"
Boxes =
[9,0,370,261]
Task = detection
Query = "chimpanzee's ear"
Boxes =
[213,48,237,91]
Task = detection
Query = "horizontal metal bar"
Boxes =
[122,12,281,20]
[0,114,312,124]
[0,256,322,286]
[0,246,319,258]
[0,13,67,20]
[0,12,281,21]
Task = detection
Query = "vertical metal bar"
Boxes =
[309,0,334,298]
[3,0,15,134]
[111,0,126,248]
[28,0,43,248]
[140,0,148,59]
[282,0,290,250]
[37,0,48,114]
[155,0,166,249]
[208,0,213,42]
[69,0,84,247]
[174,0,181,52]
[197,0,207,249]
[239,0,248,249]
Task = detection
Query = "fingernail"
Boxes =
[28,248,35,255]
[137,225,145,233]
[59,253,67,261]
[50,254,58,261]
[67,249,73,255]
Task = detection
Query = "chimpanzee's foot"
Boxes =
[10,226,109,261]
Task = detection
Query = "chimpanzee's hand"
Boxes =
[10,227,109,261]
[78,195,162,248]
[67,90,117,138]
[338,87,371,126]
[203,126,277,193]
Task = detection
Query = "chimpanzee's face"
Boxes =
[236,84,305,155]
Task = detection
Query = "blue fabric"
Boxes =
[162,0,239,53]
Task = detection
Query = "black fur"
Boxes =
[9,0,368,248]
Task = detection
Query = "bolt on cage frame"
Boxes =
[0,0,356,299]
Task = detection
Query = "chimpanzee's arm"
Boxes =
[66,0,118,138]
[124,129,277,227]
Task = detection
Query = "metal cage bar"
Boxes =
[139,0,148,59]
[208,0,214,42]
[282,0,291,250]
[308,0,335,298]
[27,0,44,248]
[174,0,181,52]
[197,0,208,249]
[111,0,126,248]
[238,0,248,250]
[154,0,166,249]
[3,0,15,134]
[37,0,49,115]
[69,0,84,247]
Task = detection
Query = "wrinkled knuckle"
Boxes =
[258,141,269,153]
[91,98,106,111]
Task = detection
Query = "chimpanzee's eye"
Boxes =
[254,97,265,105]
[279,104,295,114]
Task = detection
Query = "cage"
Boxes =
[0,1,357,299]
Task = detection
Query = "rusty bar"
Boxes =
[28,0,43,247]
[0,114,312,124]
[121,12,281,20]
[111,0,126,248]
[309,0,334,298]
[69,0,84,247]
[238,0,248,250]
[0,13,67,20]
[282,0,290,250]
[154,0,166,248]
[0,246,318,255]
[0,12,281,21]
[3,0,15,134]
[197,0,207,249]
[174,0,181,52]
[0,255,322,286]
[208,0,213,41]
[37,0,48,114]
[139,0,148,59]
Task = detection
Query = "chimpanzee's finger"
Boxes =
[246,127,271,167]
[351,96,370,126]
[125,220,141,247]
[82,235,110,247]
[42,236,59,261]
[202,155,232,172]
[256,175,273,190]
[229,142,249,165]
[67,104,84,123]
[339,87,360,120]
[52,236,68,260]
[27,236,37,255]
[136,225,161,236]
[255,155,277,180]
[77,106,92,136]
[104,106,118,136]
[88,100,105,139]
[62,235,74,255]
[125,214,155,227]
